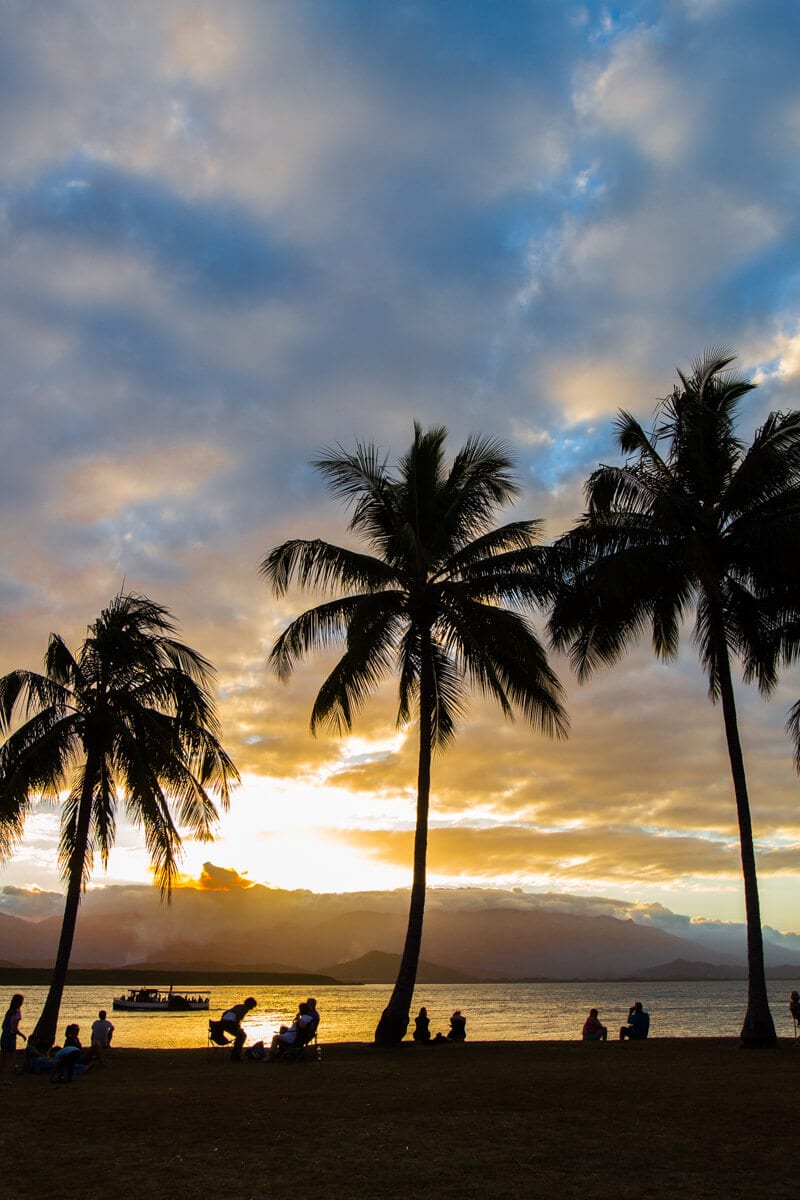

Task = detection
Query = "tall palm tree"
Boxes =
[548,351,800,1047]
[262,424,567,1046]
[0,592,239,1047]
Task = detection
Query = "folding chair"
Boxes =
[276,1016,322,1063]
[206,1018,231,1062]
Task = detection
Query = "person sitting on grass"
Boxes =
[268,1001,313,1060]
[91,1010,114,1062]
[447,1010,467,1042]
[23,1035,53,1074]
[51,1024,97,1082]
[220,997,257,1062]
[620,1001,650,1041]
[413,1006,431,1043]
[582,1009,607,1041]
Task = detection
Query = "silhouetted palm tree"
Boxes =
[0,592,239,1046]
[262,424,567,1046]
[549,351,800,1047]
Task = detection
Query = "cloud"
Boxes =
[8,157,307,302]
[194,862,252,891]
[1,0,800,933]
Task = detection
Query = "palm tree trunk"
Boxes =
[715,632,776,1047]
[374,634,433,1047]
[31,771,94,1048]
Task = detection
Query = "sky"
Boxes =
[1,0,799,932]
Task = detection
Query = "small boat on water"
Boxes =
[112,986,210,1012]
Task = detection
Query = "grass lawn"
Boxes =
[4,1039,797,1199]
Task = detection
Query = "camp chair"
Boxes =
[276,1015,321,1063]
[206,1017,231,1062]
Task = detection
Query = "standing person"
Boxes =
[1,994,27,1082]
[447,1010,467,1042]
[413,1006,431,1043]
[91,1010,115,1062]
[220,997,257,1062]
[789,991,800,1031]
[620,1001,650,1041]
[582,1008,607,1041]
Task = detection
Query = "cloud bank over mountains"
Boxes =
[3,873,798,980]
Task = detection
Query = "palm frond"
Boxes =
[310,597,405,735]
[269,593,400,681]
[443,599,567,738]
[786,699,800,772]
[261,539,394,597]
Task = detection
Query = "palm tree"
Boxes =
[548,351,800,1047]
[262,424,567,1046]
[0,592,239,1047]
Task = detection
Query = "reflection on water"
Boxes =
[7,980,797,1048]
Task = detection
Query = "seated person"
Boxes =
[52,1024,94,1082]
[447,1010,466,1042]
[413,1006,431,1043]
[305,996,320,1040]
[620,1001,650,1041]
[268,1001,313,1059]
[582,1008,607,1041]
[220,996,257,1062]
[23,1035,53,1074]
[91,1010,114,1063]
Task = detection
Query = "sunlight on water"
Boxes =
[8,980,798,1048]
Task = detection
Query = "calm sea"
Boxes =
[8,979,799,1048]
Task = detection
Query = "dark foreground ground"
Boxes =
[4,1039,797,1199]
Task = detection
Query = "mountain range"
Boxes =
[2,877,799,980]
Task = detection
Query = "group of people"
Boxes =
[4,988,799,1072]
[412,1007,467,1044]
[2,993,116,1083]
[211,995,321,1061]
[582,1002,651,1042]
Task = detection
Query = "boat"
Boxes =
[112,985,210,1012]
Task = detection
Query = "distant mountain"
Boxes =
[316,950,478,984]
[628,958,746,981]
[2,882,798,980]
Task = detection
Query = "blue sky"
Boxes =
[1,0,799,929]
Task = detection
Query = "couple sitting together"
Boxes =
[267,998,320,1060]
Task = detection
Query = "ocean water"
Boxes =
[8,979,799,1048]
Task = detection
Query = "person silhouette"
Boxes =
[221,997,257,1061]
[582,1008,607,1041]
[1,993,27,1082]
[447,1010,466,1042]
[790,990,800,1031]
[620,1001,650,1041]
[413,1006,431,1043]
